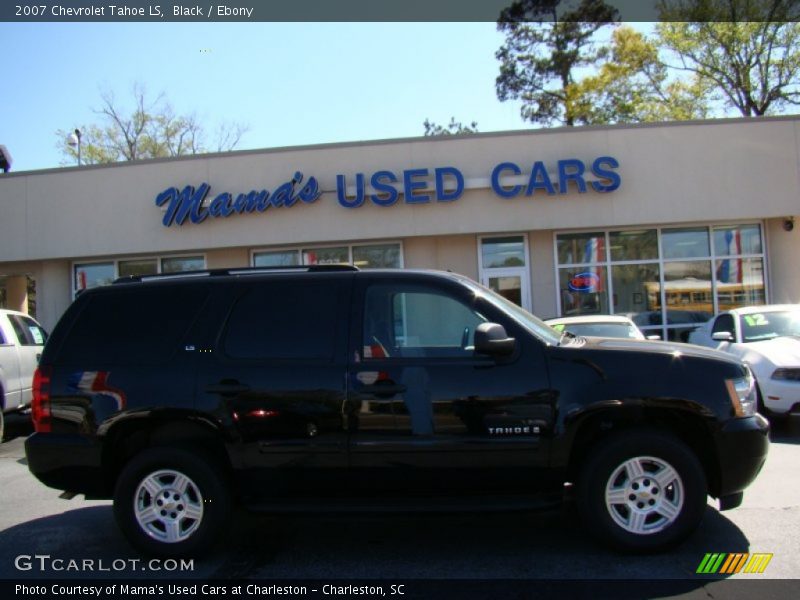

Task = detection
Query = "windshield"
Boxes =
[551,322,643,340]
[740,310,800,343]
[456,276,562,345]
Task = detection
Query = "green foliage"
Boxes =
[495,0,620,126]
[57,83,248,165]
[496,0,800,126]
[569,26,711,124]
[423,117,479,136]
[656,16,800,116]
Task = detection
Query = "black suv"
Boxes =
[25,267,769,556]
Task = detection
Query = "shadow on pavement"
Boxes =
[769,415,800,444]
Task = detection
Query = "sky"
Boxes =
[2,22,533,173]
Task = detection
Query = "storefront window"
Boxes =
[302,247,349,265]
[118,259,158,278]
[556,223,765,340]
[352,244,401,269]
[713,224,762,256]
[558,267,609,315]
[161,256,205,273]
[74,262,115,293]
[611,264,661,332]
[715,257,766,310]
[663,261,713,341]
[557,232,605,265]
[609,229,658,261]
[253,250,300,267]
[481,236,526,268]
[662,227,710,260]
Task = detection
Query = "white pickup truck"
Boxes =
[0,309,48,440]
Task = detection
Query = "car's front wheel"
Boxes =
[113,447,231,557]
[576,430,707,553]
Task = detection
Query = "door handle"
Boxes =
[357,383,407,397]
[205,381,251,396]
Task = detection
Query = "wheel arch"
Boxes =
[101,412,232,496]
[564,405,721,497]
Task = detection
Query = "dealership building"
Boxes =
[1,115,798,340]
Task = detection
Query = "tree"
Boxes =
[57,83,249,165]
[423,117,479,136]
[495,0,619,126]
[569,26,711,124]
[656,1,800,116]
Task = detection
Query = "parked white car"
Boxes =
[0,309,48,440]
[545,315,657,340]
[688,304,800,420]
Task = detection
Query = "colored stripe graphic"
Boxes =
[744,554,773,574]
[696,553,772,574]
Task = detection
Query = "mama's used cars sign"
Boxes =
[155,157,620,227]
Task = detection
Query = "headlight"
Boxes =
[772,368,800,381]
[725,369,757,417]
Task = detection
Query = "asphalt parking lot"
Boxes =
[1,414,798,598]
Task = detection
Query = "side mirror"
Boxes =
[475,323,516,356]
[712,331,735,342]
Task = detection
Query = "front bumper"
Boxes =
[25,432,109,498]
[760,378,800,415]
[714,414,770,503]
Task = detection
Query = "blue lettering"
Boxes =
[297,176,321,203]
[208,192,233,217]
[491,162,522,198]
[403,169,430,203]
[156,172,321,227]
[525,161,556,196]
[591,156,621,192]
[435,167,463,202]
[155,184,210,227]
[270,182,293,207]
[337,174,365,208]
[558,159,587,194]
[370,171,399,206]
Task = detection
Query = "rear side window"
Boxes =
[7,314,48,346]
[60,285,209,365]
[223,280,342,360]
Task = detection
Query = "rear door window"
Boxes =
[222,279,344,361]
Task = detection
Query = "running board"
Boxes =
[244,493,563,515]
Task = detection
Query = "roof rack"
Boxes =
[113,264,359,284]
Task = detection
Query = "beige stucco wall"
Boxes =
[1,117,799,326]
[403,235,478,279]
[765,216,800,305]
[2,117,798,264]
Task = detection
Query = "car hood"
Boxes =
[579,337,742,365]
[744,336,800,367]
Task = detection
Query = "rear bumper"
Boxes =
[24,432,109,498]
[714,414,770,502]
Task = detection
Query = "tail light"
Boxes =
[32,366,52,433]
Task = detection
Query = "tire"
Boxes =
[113,446,231,557]
[576,430,707,553]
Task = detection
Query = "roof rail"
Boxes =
[112,264,359,284]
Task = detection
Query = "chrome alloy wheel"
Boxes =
[604,455,684,535]
[134,469,204,543]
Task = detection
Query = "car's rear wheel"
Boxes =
[576,430,707,552]
[113,446,230,557]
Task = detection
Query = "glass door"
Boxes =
[479,236,531,311]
